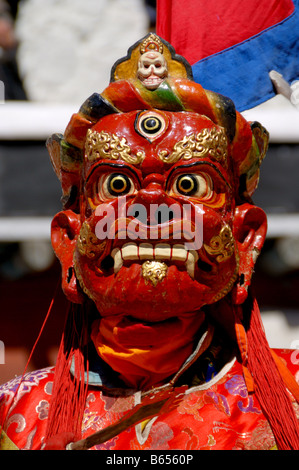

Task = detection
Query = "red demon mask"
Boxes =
[58,109,250,315]
[44,34,299,450]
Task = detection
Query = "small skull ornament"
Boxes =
[137,51,168,90]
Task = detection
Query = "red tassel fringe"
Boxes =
[245,293,299,450]
[44,303,89,447]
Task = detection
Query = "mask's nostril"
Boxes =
[127,204,147,224]
[127,204,175,225]
[153,207,174,225]
[133,209,146,223]
[155,207,174,224]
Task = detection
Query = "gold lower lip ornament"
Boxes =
[141,260,168,287]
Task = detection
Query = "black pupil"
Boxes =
[177,175,197,194]
[181,179,192,190]
[108,174,130,195]
[141,117,162,134]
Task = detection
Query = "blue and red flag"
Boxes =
[156,0,299,111]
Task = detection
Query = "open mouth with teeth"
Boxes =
[74,224,237,317]
[141,75,165,89]
[100,241,213,282]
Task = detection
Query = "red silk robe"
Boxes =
[1,348,298,450]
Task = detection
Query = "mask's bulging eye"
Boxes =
[141,117,162,134]
[177,175,196,194]
[172,173,213,199]
[95,173,137,201]
[108,174,131,196]
[136,111,166,141]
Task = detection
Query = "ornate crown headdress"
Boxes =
[139,33,164,54]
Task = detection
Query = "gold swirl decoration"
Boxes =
[76,221,106,259]
[204,225,239,303]
[85,129,145,165]
[204,225,235,263]
[158,127,228,165]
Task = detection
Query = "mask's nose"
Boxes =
[129,175,177,225]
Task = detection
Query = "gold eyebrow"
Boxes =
[85,129,145,165]
[158,127,228,167]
